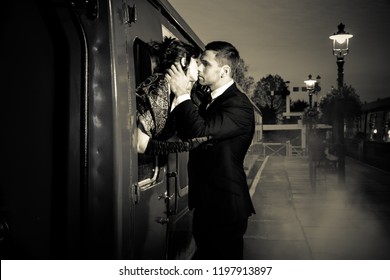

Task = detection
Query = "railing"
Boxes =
[289,145,306,157]
[262,143,287,156]
[252,141,306,157]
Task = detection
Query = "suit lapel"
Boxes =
[205,83,236,114]
[199,101,208,117]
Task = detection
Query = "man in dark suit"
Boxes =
[167,41,255,259]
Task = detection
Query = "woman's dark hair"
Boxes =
[150,37,201,73]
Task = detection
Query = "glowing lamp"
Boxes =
[304,74,317,91]
[329,23,353,57]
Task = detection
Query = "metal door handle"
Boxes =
[156,217,169,225]
[158,192,174,202]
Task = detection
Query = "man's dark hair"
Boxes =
[150,37,201,73]
[205,41,240,73]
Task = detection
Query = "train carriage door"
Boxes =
[124,0,200,259]
[166,149,194,259]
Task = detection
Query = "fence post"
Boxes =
[286,141,291,156]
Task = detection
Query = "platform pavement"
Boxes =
[243,155,390,260]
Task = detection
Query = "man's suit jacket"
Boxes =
[173,83,255,225]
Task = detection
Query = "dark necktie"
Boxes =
[199,92,212,116]
[204,92,212,104]
[194,84,212,115]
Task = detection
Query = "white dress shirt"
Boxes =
[207,80,234,108]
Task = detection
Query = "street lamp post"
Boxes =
[304,74,321,108]
[329,23,353,184]
[304,74,321,191]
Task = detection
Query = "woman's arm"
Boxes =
[137,127,209,155]
[137,127,151,153]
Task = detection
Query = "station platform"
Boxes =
[243,154,390,260]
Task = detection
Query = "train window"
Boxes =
[368,113,377,141]
[134,38,158,184]
[134,38,154,87]
[385,111,390,142]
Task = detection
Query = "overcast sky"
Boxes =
[168,0,390,103]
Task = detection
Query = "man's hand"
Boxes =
[165,62,191,97]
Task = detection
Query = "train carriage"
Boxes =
[1,0,204,259]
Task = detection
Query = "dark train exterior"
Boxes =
[1,0,205,259]
[345,97,390,171]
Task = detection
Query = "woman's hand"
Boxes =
[137,127,150,153]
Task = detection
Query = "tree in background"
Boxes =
[302,106,321,128]
[252,74,290,124]
[291,99,309,112]
[233,58,255,95]
[319,84,362,137]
